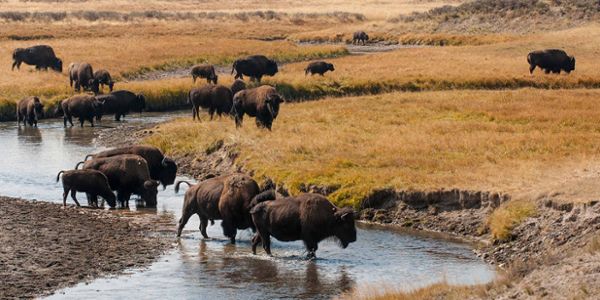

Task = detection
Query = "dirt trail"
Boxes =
[0,197,173,299]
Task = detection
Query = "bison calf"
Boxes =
[305,61,335,76]
[527,49,575,75]
[353,31,369,45]
[17,96,44,127]
[56,169,116,208]
[191,64,218,84]
[251,193,356,259]
[94,69,115,92]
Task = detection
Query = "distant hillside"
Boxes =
[393,0,600,33]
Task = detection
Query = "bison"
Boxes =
[56,169,116,208]
[16,96,44,127]
[56,95,104,127]
[305,61,335,76]
[12,45,62,72]
[527,49,575,74]
[84,145,177,188]
[230,79,247,96]
[94,69,115,92]
[69,62,99,94]
[231,55,278,82]
[231,85,283,130]
[352,31,369,45]
[191,64,218,84]
[188,84,233,121]
[94,90,146,121]
[251,193,357,259]
[79,154,160,207]
[175,173,260,244]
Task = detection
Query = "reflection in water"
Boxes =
[17,126,42,145]
[0,114,496,299]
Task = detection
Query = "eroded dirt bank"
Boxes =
[0,197,173,299]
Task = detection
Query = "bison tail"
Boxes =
[84,154,94,161]
[74,161,85,170]
[56,170,65,182]
[174,180,192,193]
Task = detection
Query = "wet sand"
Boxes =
[0,197,172,299]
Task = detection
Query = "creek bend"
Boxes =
[0,112,495,299]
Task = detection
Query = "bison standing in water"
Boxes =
[56,169,116,208]
[251,193,357,259]
[527,49,575,74]
[94,90,145,121]
[175,173,260,244]
[69,62,99,94]
[79,154,160,207]
[231,85,283,130]
[352,31,369,45]
[93,69,115,92]
[191,64,218,84]
[305,61,335,76]
[16,96,44,127]
[56,95,104,127]
[188,84,233,120]
[231,55,278,82]
[84,145,177,188]
[12,45,63,72]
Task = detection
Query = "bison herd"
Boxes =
[54,144,356,258]
[12,34,579,258]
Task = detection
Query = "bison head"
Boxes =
[266,60,279,76]
[328,63,335,72]
[142,180,160,207]
[133,94,146,113]
[104,192,117,208]
[210,74,218,84]
[92,98,105,121]
[266,92,283,120]
[333,208,357,249]
[231,92,246,128]
[568,56,576,73]
[52,57,63,73]
[54,100,65,117]
[159,157,178,188]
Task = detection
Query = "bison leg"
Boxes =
[209,108,215,120]
[62,187,71,207]
[221,220,237,244]
[304,240,318,259]
[89,117,94,127]
[199,217,209,239]
[70,190,81,207]
[79,118,84,127]
[529,64,536,74]
[12,60,18,71]
[251,233,262,254]
[176,209,195,237]
[261,232,271,255]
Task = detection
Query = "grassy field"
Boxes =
[145,89,600,208]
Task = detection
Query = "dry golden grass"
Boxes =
[144,88,600,208]
[488,200,536,242]
[271,25,600,99]
[337,282,485,300]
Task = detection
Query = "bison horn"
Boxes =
[161,157,168,166]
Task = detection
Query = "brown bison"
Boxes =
[175,173,260,243]
[191,64,218,84]
[305,61,335,76]
[527,49,575,74]
[93,69,115,92]
[69,62,99,94]
[230,79,247,96]
[12,45,62,72]
[251,193,357,258]
[94,90,146,121]
[16,96,44,127]
[56,169,116,208]
[84,145,177,188]
[352,31,369,45]
[188,84,233,121]
[231,55,278,82]
[231,85,283,130]
[56,95,104,127]
[79,154,160,207]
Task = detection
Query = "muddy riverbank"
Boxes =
[0,197,173,299]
